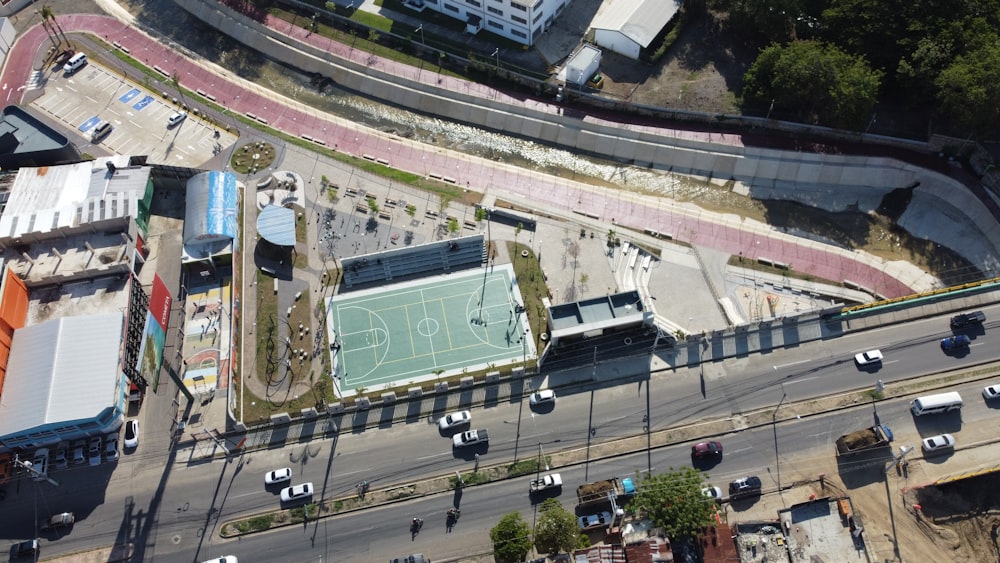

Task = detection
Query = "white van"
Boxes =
[910,391,963,416]
[63,52,88,74]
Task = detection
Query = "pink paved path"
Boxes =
[0,14,914,298]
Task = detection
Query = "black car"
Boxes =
[9,539,39,559]
[950,311,986,328]
[728,476,762,499]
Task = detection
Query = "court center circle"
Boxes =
[417,318,440,337]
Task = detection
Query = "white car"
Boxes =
[53,447,68,470]
[265,468,292,485]
[280,482,314,503]
[578,511,613,529]
[88,437,103,466]
[105,433,120,462]
[529,389,556,406]
[854,349,883,366]
[200,557,238,563]
[124,419,139,450]
[983,384,1000,400]
[30,448,49,481]
[438,410,471,431]
[167,111,188,127]
[702,486,723,502]
[71,440,87,465]
[922,433,955,454]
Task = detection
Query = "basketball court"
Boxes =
[327,265,534,392]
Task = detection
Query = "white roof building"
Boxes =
[590,0,681,60]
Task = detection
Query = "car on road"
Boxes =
[200,557,238,563]
[167,111,188,127]
[529,389,556,406]
[578,511,613,530]
[71,440,86,465]
[40,512,75,532]
[124,420,139,450]
[854,349,883,366]
[265,468,292,485]
[88,437,102,466]
[388,555,427,563]
[30,448,49,481]
[940,334,971,351]
[691,441,723,459]
[9,539,39,559]
[280,482,314,503]
[950,311,986,328]
[53,447,68,471]
[702,486,723,502]
[105,433,119,462]
[728,476,763,499]
[921,433,955,454]
[438,410,472,431]
[983,384,1000,400]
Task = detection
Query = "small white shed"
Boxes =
[560,44,603,86]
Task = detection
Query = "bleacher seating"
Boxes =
[341,234,486,289]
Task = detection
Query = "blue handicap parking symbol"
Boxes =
[78,116,100,132]
[132,95,153,111]
[118,89,140,104]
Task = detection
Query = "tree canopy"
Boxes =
[490,511,532,563]
[631,467,717,541]
[533,498,580,555]
[741,40,881,129]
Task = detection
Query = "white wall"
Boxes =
[593,28,640,60]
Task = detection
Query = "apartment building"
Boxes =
[413,0,573,46]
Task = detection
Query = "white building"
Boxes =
[591,0,681,60]
[412,0,573,46]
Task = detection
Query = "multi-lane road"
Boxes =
[6,304,996,561]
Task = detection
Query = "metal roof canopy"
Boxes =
[256,204,296,247]
[590,0,681,48]
[0,312,124,437]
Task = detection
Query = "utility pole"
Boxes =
[14,455,59,487]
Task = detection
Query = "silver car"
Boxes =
[921,433,955,454]
[280,482,313,503]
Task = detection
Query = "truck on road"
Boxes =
[835,424,893,456]
[577,476,636,508]
[529,473,563,493]
[452,429,489,448]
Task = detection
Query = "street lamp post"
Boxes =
[491,48,500,70]
[415,24,424,46]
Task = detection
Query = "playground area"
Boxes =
[327,265,534,394]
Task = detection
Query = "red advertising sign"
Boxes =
[150,274,173,332]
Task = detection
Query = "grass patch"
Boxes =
[508,242,550,352]
[235,514,274,533]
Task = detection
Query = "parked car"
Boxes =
[167,111,188,127]
[40,512,75,531]
[200,557,238,563]
[105,433,120,462]
[71,440,87,465]
[854,349,883,366]
[30,448,49,481]
[983,384,1000,400]
[265,468,292,485]
[124,420,139,450]
[88,437,102,466]
[280,482,313,503]
[940,334,971,351]
[9,539,39,559]
[53,447,68,471]
[728,476,763,499]
[921,434,955,454]
[437,410,471,431]
[702,486,723,502]
[529,389,556,406]
[578,511,613,530]
[691,441,723,459]
[950,311,986,328]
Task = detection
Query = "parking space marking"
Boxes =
[119,88,140,103]
[78,116,100,132]
[132,95,153,111]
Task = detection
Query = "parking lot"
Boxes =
[31,62,235,166]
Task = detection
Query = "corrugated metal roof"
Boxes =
[590,0,681,48]
[0,312,123,436]
[257,205,297,247]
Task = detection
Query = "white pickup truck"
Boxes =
[452,429,489,448]
[529,473,563,493]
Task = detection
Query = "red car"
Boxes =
[692,441,723,459]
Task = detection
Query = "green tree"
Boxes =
[934,36,1000,137]
[632,467,716,541]
[405,204,417,218]
[533,498,578,556]
[741,40,882,129]
[367,198,380,214]
[490,511,532,563]
[447,217,460,235]
[475,207,488,222]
